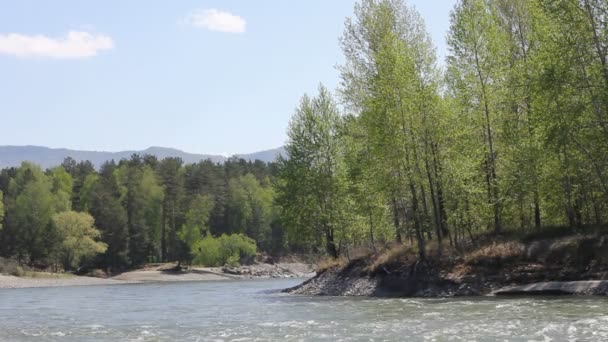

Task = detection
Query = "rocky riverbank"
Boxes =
[285,234,608,297]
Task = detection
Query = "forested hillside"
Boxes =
[276,0,608,260]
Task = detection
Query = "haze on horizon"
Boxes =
[0,0,455,155]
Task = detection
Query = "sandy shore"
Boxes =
[0,274,133,289]
[0,262,314,289]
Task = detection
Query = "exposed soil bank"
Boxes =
[0,262,314,289]
[285,234,608,297]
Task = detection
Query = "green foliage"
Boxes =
[115,157,164,266]
[178,194,215,255]
[0,155,279,270]
[78,173,98,212]
[88,161,129,269]
[185,194,215,236]
[191,234,257,267]
[8,163,60,263]
[276,0,608,261]
[227,174,274,250]
[276,85,351,258]
[49,166,73,213]
[191,235,222,266]
[52,211,107,270]
[0,190,4,230]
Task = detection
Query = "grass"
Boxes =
[0,257,76,278]
[316,256,348,273]
[463,241,526,266]
[21,271,72,279]
[366,244,416,274]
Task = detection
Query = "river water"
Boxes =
[1,278,607,341]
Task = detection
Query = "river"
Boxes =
[1,278,607,341]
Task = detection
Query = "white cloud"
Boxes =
[0,31,114,59]
[185,9,246,34]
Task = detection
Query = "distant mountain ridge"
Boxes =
[0,145,286,169]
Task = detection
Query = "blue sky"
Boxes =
[0,0,456,155]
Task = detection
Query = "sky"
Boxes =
[0,0,456,155]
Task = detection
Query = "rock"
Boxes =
[454,284,481,297]
[222,266,241,275]
[493,280,608,296]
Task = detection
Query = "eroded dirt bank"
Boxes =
[285,235,608,297]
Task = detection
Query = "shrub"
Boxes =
[11,266,25,277]
[0,257,25,277]
[192,235,222,266]
[218,234,257,265]
[87,269,108,278]
[191,234,257,267]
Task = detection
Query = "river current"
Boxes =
[1,278,607,341]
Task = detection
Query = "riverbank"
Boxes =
[285,234,608,297]
[0,262,315,289]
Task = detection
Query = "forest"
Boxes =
[0,157,282,271]
[1,0,608,271]
[276,0,608,261]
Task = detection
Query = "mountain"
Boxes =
[0,145,286,169]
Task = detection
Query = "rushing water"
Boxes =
[1,278,608,341]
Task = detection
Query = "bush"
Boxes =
[0,257,25,277]
[192,234,257,267]
[87,269,108,278]
[11,265,25,277]
[192,235,222,266]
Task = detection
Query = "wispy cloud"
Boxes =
[0,31,114,59]
[184,9,246,34]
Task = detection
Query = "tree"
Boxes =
[157,157,184,261]
[448,0,507,233]
[339,0,448,258]
[178,194,215,257]
[276,85,349,258]
[88,161,129,269]
[227,174,274,249]
[5,163,59,264]
[62,158,95,212]
[49,166,73,213]
[52,211,107,270]
[116,156,164,266]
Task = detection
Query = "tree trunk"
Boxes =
[325,226,338,259]
[161,200,166,262]
[392,196,403,244]
[534,191,542,230]
[368,211,376,252]
[409,183,426,261]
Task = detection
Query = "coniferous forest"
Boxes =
[0,157,280,271]
[2,0,608,271]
